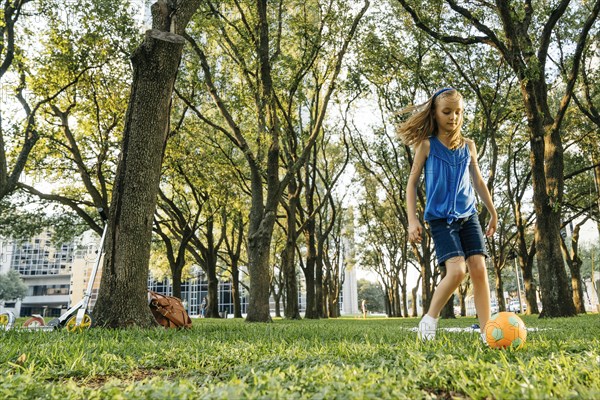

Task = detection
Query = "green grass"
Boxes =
[1,314,599,399]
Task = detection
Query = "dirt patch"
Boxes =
[76,368,163,389]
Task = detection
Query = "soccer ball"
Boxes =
[484,311,527,349]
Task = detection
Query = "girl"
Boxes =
[398,88,497,342]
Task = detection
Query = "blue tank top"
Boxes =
[423,136,477,223]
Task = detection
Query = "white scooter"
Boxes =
[46,211,108,332]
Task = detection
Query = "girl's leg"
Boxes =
[418,256,466,340]
[426,256,466,318]
[467,254,491,328]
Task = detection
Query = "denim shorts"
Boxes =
[428,214,488,266]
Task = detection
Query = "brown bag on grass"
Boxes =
[148,290,192,328]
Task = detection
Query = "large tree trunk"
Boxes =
[245,0,280,323]
[523,81,576,318]
[93,30,186,328]
[246,198,277,321]
[93,0,200,328]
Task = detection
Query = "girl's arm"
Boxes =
[407,140,429,243]
[467,140,497,237]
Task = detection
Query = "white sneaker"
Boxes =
[417,315,438,341]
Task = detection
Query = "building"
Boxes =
[2,230,359,318]
[0,232,73,317]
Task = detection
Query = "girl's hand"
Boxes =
[408,221,423,243]
[486,214,498,237]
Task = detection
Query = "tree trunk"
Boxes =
[231,258,242,318]
[246,216,276,322]
[171,264,183,300]
[441,295,455,319]
[411,279,420,317]
[226,211,244,318]
[206,256,220,318]
[570,264,586,314]
[437,265,455,319]
[303,239,318,318]
[515,206,539,314]
[327,270,341,318]
[316,241,326,318]
[416,244,433,316]
[495,267,505,311]
[282,179,300,319]
[245,0,280,323]
[272,282,282,318]
[92,0,200,328]
[458,280,469,317]
[523,82,576,318]
[384,286,391,317]
[458,291,466,317]
[391,276,402,317]
[522,264,539,314]
[245,162,278,322]
[561,223,587,314]
[401,281,409,318]
[93,29,186,328]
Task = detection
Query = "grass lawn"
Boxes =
[1,314,599,399]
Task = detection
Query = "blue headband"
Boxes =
[432,87,454,102]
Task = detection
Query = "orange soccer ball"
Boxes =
[484,311,527,349]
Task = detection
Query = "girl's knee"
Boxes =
[467,256,487,280]
[445,256,467,284]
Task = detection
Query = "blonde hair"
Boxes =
[397,88,465,150]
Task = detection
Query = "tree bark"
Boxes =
[93,29,186,327]
[411,279,420,317]
[316,238,326,318]
[560,222,587,314]
[281,178,301,319]
[524,84,576,317]
[93,0,200,327]
[303,226,318,318]
[224,211,244,318]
